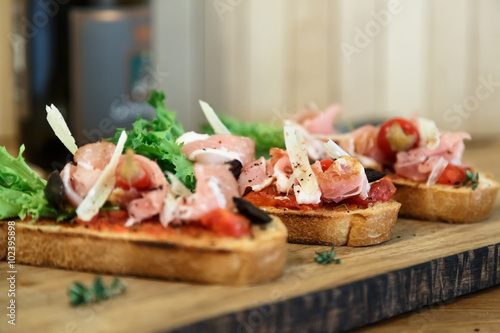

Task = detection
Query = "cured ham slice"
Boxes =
[395,132,471,181]
[124,155,169,225]
[339,125,387,169]
[60,141,117,205]
[180,134,256,167]
[238,157,274,196]
[161,164,239,225]
[290,104,341,135]
[311,156,369,203]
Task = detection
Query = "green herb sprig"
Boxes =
[314,246,341,265]
[68,276,126,306]
[463,170,479,190]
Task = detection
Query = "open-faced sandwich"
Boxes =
[337,117,500,223]
[0,93,287,285]
[240,126,400,246]
[191,102,401,247]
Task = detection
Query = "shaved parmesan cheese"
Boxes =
[188,148,241,165]
[251,176,274,192]
[283,126,321,204]
[166,172,191,197]
[323,139,349,159]
[199,100,231,135]
[427,157,448,186]
[176,131,210,145]
[46,104,78,154]
[161,193,180,227]
[76,131,127,221]
[418,117,440,150]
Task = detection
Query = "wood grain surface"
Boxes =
[0,141,499,333]
[352,284,500,333]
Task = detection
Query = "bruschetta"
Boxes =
[0,96,287,285]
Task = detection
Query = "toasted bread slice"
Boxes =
[259,201,401,246]
[390,173,500,223]
[0,216,287,285]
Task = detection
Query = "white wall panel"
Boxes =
[153,0,500,137]
[339,0,377,124]
[386,0,429,119]
[428,0,474,132]
[477,0,500,137]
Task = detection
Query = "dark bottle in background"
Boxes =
[16,0,151,171]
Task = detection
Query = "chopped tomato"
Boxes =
[115,158,151,190]
[320,159,334,172]
[200,208,251,238]
[436,164,469,186]
[377,118,420,161]
[243,185,322,211]
[344,178,396,208]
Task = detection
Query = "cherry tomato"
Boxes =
[115,159,151,190]
[436,164,468,186]
[320,159,334,172]
[377,118,420,160]
[200,208,251,238]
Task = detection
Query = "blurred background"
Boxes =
[0,0,499,170]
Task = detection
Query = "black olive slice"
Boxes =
[44,171,67,211]
[233,197,272,224]
[364,168,387,183]
[225,160,243,179]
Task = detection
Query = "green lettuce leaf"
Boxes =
[107,91,195,191]
[202,117,285,158]
[0,145,61,220]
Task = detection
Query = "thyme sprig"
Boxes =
[463,170,479,190]
[68,276,126,306]
[315,246,341,265]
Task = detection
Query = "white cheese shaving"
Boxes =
[323,139,349,159]
[76,131,127,221]
[426,157,448,186]
[161,193,180,227]
[418,117,440,150]
[166,172,191,197]
[46,104,78,154]
[283,126,321,204]
[188,148,241,165]
[176,131,210,145]
[252,177,274,192]
[199,100,231,135]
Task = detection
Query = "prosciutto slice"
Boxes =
[338,125,387,169]
[124,154,169,224]
[180,134,256,167]
[311,156,369,203]
[291,104,341,135]
[395,132,471,181]
[60,141,116,205]
[161,164,239,225]
[238,156,274,196]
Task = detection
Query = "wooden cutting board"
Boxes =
[1,210,500,333]
[1,141,499,333]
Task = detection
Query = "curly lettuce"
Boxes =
[0,145,60,220]
[107,91,195,191]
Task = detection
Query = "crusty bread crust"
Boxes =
[390,173,500,223]
[260,201,401,247]
[0,216,287,285]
